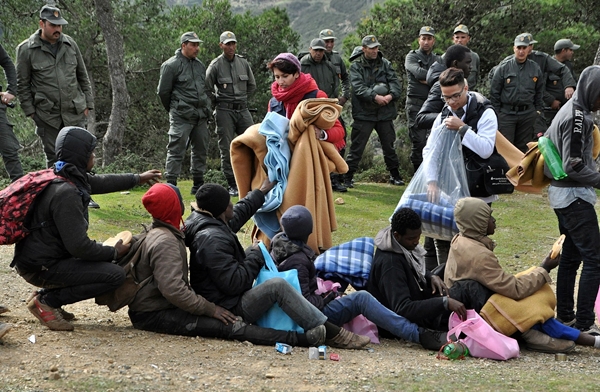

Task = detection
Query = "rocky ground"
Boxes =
[2,246,600,391]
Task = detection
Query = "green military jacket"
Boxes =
[404,48,442,103]
[325,51,350,100]
[490,57,544,113]
[205,53,256,106]
[468,50,480,91]
[157,48,209,121]
[300,54,339,98]
[16,30,93,130]
[546,58,577,106]
[350,52,403,122]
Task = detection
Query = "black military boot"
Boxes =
[389,169,405,186]
[342,172,354,189]
[331,173,347,192]
[190,177,204,196]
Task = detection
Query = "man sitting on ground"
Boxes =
[128,183,324,346]
[184,183,370,349]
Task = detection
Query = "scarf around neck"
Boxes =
[271,72,319,118]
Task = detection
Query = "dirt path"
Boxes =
[2,246,600,391]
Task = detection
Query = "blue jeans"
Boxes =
[234,278,327,331]
[322,291,420,343]
[554,199,600,329]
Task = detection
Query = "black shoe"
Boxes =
[389,176,405,186]
[190,178,204,195]
[343,176,354,189]
[228,185,239,197]
[332,182,348,192]
[418,327,447,350]
[88,199,100,209]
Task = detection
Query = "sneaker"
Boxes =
[325,328,370,349]
[521,328,575,353]
[27,294,74,331]
[389,176,405,186]
[0,322,11,339]
[88,199,100,209]
[306,324,326,346]
[556,317,576,327]
[26,289,74,321]
[418,327,447,351]
[228,185,239,197]
[580,324,600,336]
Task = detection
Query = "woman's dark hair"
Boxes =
[267,58,299,74]
[391,208,421,235]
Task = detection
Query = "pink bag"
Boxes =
[448,309,520,360]
[343,314,380,344]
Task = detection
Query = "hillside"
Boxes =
[168,0,385,52]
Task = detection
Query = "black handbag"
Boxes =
[465,151,514,197]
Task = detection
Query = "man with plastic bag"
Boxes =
[421,67,498,266]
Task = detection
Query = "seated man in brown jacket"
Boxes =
[445,197,600,353]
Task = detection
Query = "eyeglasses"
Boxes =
[441,90,464,103]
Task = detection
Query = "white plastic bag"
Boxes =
[393,126,470,240]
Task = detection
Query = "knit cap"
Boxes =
[273,53,301,74]
[195,183,230,218]
[280,205,313,240]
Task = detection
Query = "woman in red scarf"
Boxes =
[267,53,345,151]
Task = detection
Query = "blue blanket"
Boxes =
[253,112,291,238]
[314,237,374,289]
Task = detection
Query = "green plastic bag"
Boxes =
[537,137,567,180]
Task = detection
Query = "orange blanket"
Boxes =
[230,98,348,253]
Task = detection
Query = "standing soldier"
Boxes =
[343,35,404,188]
[157,32,211,194]
[300,38,346,192]
[405,26,442,171]
[0,43,24,182]
[16,5,93,169]
[452,24,479,91]
[205,31,256,197]
[319,29,350,106]
[545,39,580,125]
[490,33,544,152]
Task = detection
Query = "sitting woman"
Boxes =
[271,205,447,350]
[267,53,345,152]
[445,197,600,353]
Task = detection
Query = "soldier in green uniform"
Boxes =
[157,32,211,194]
[300,38,346,192]
[319,29,350,106]
[16,5,93,169]
[205,31,256,196]
[0,43,24,182]
[452,25,479,91]
[405,26,442,171]
[344,35,404,188]
[490,33,544,152]
[545,39,580,125]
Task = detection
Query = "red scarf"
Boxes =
[271,73,319,119]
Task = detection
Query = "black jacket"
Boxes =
[415,62,446,130]
[184,190,266,311]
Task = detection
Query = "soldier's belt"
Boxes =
[217,102,248,110]
[502,104,532,112]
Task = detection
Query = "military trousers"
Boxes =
[215,107,254,181]
[406,99,427,170]
[33,115,86,168]
[0,108,23,181]
[498,110,538,153]
[165,114,209,183]
[345,119,399,175]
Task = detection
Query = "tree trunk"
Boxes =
[95,0,130,167]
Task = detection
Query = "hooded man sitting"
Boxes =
[11,126,161,331]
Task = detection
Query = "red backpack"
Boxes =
[0,169,70,245]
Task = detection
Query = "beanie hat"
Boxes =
[195,183,230,218]
[273,52,301,74]
[280,205,313,240]
[142,183,184,228]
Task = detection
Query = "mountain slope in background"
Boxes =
[169,0,385,53]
